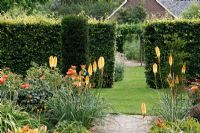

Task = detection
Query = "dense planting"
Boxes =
[144,20,200,88]
[89,22,116,88]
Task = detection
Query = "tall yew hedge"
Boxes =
[0,23,61,75]
[144,20,200,88]
[0,16,116,88]
[89,22,116,88]
[61,16,89,73]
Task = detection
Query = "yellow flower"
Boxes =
[182,63,186,74]
[153,63,158,74]
[141,103,146,118]
[155,46,160,58]
[85,76,90,85]
[98,56,105,70]
[175,75,179,84]
[169,54,173,66]
[93,61,97,73]
[88,63,93,76]
[49,56,57,69]
[155,46,161,63]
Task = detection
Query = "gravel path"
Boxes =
[116,52,144,67]
[92,114,154,133]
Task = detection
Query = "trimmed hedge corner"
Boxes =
[89,22,116,88]
[144,20,200,88]
[61,16,89,73]
[0,23,61,75]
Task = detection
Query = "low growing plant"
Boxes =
[55,121,90,133]
[150,117,200,133]
[0,101,40,132]
[47,88,108,128]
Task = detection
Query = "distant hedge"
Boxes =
[144,20,200,88]
[62,16,89,73]
[0,23,62,75]
[116,24,143,53]
[89,22,116,88]
[0,17,116,88]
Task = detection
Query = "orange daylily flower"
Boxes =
[0,77,6,85]
[157,118,164,128]
[191,86,199,91]
[20,84,30,89]
[66,69,76,76]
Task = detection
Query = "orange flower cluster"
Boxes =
[156,118,164,128]
[20,84,30,89]
[8,125,47,133]
[0,75,8,84]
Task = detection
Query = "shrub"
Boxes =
[0,0,49,13]
[51,0,115,19]
[153,92,192,122]
[62,15,89,73]
[114,56,124,82]
[117,4,147,24]
[182,2,200,19]
[0,67,23,91]
[0,101,40,132]
[150,118,200,133]
[116,24,143,53]
[47,88,108,128]
[124,38,141,61]
[0,18,62,75]
[89,21,116,88]
[55,121,90,133]
[17,79,53,112]
[144,20,200,88]
[26,63,64,90]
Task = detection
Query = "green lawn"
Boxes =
[100,67,161,115]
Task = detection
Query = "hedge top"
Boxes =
[0,15,61,25]
[146,19,200,25]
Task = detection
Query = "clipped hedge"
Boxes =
[0,22,62,75]
[0,17,116,88]
[61,15,89,73]
[144,20,200,88]
[89,22,116,88]
[116,24,144,53]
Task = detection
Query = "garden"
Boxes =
[0,0,200,133]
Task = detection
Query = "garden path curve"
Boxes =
[92,114,154,133]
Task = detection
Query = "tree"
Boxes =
[182,2,200,19]
[0,0,49,13]
[117,4,147,24]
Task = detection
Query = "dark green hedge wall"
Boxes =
[116,24,144,53]
[61,16,89,73]
[89,22,116,88]
[0,23,62,75]
[144,20,200,88]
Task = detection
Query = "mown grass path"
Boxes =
[100,67,160,114]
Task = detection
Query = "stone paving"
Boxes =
[92,114,154,133]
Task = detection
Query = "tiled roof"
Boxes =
[157,0,200,17]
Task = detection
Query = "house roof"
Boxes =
[157,0,200,18]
